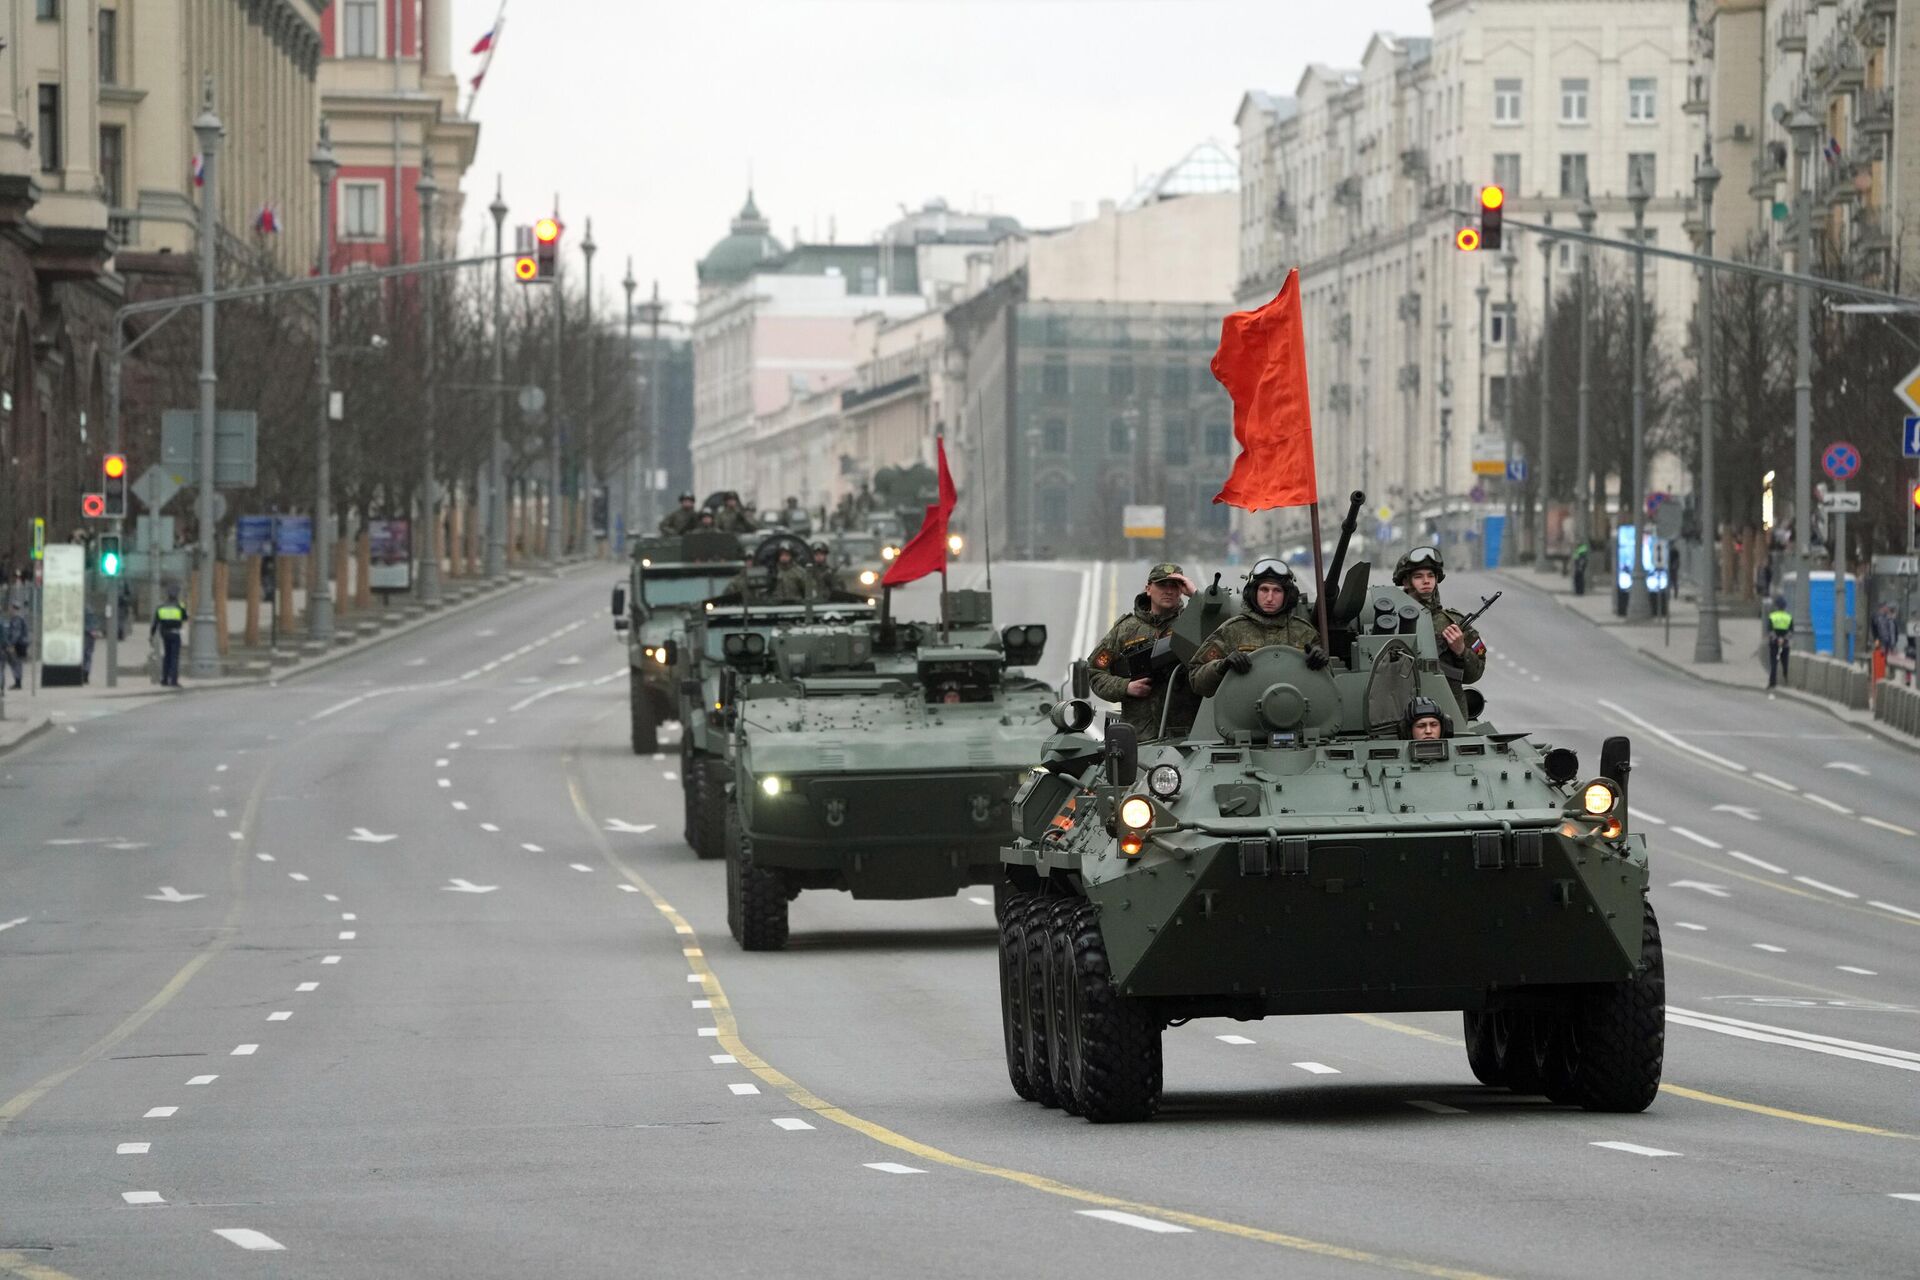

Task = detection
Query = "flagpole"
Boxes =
[1308,503,1330,651]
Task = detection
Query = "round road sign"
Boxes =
[1821,441,1861,482]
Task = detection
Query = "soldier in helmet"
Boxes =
[1392,544,1485,709]
[1087,563,1201,740]
[659,492,701,535]
[1189,558,1326,697]
[805,541,837,600]
[1402,694,1452,741]
[713,492,756,534]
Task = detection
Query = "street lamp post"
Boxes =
[1026,426,1041,557]
[1435,306,1453,534]
[1535,214,1554,570]
[1500,242,1517,568]
[1357,353,1372,496]
[417,156,442,607]
[308,120,339,647]
[622,259,636,549]
[646,282,663,536]
[1693,146,1724,663]
[1626,174,1653,622]
[1474,275,1489,444]
[546,199,563,562]
[485,181,507,580]
[189,77,223,678]
[1576,190,1596,553]
[581,220,598,555]
[1788,100,1819,649]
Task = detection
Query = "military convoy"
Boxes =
[993,561,1663,1123]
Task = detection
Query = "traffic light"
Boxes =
[81,492,106,518]
[535,217,561,281]
[1455,225,1482,252]
[513,224,538,283]
[1478,185,1505,250]
[102,453,127,518]
[98,533,122,578]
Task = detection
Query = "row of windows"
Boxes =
[1030,416,1235,461]
[1035,359,1223,399]
[1492,76,1659,126]
[1493,151,1658,197]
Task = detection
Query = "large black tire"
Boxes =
[725,803,789,951]
[997,893,1038,1102]
[1060,900,1161,1123]
[1044,900,1084,1117]
[1462,1011,1502,1087]
[991,876,1014,925]
[1564,899,1665,1112]
[1021,894,1060,1109]
[629,671,658,755]
[694,758,727,861]
[682,760,703,855]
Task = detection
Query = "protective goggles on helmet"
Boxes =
[1404,545,1443,567]
[1248,558,1296,582]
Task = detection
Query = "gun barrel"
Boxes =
[1323,490,1367,601]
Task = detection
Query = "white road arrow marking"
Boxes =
[1669,879,1732,898]
[1825,761,1870,776]
[443,879,499,894]
[347,828,397,843]
[603,819,657,834]
[146,886,206,903]
[1710,804,1761,822]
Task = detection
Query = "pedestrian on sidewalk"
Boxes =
[151,587,185,687]
[4,600,27,689]
[1765,596,1793,696]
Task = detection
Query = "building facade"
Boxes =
[1235,1,1695,556]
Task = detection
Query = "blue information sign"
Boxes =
[1505,459,1529,483]
[236,515,275,557]
[1821,440,1861,482]
[1904,416,1920,460]
[273,515,313,556]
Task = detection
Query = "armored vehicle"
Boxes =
[996,564,1662,1122]
[720,591,1058,950]
[613,529,748,753]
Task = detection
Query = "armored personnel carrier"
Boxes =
[613,529,748,753]
[720,590,1058,949]
[996,564,1662,1122]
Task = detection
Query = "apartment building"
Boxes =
[1234,0,1694,553]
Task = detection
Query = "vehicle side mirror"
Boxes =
[717,667,737,709]
[614,617,630,632]
[611,585,626,618]
[1103,720,1138,788]
[1599,735,1631,797]
[661,639,679,667]
[1071,658,1091,700]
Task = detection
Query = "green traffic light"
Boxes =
[99,536,122,577]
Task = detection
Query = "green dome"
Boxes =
[698,190,784,287]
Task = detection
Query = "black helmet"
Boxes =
[678,491,696,504]
[1391,544,1446,587]
[1242,557,1300,616]
[1402,694,1453,739]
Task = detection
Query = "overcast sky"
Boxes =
[450,0,1433,322]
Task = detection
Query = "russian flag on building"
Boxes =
[254,203,281,234]
[192,153,205,187]
[1824,135,1844,162]
[470,27,495,54]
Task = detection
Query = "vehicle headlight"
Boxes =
[859,569,878,586]
[1581,781,1618,815]
[1118,796,1154,830]
[652,647,669,665]
[947,534,964,554]
[1146,764,1182,799]
[641,557,652,567]
[881,545,899,560]
[760,776,783,796]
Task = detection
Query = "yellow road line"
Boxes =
[0,758,266,1130]
[0,1251,87,1280]
[562,764,1503,1280]
[1346,1013,1460,1045]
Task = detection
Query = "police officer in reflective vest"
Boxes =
[151,588,186,687]
[1766,596,1794,695]
[1087,562,1200,740]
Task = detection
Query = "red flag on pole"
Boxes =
[1210,269,1318,511]
[881,437,958,587]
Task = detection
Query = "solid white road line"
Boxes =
[772,1118,815,1131]
[231,1044,258,1055]
[143,1107,177,1118]
[1673,922,1708,931]
[212,1229,285,1251]
[1793,875,1859,899]
[1891,1194,1920,1203]
[1215,1035,1256,1045]
[967,896,991,906]
[1803,793,1853,814]
[1596,700,1748,772]
[1727,850,1788,874]
[1591,1141,1680,1157]
[1752,944,1787,953]
[1405,1100,1467,1115]
[1861,817,1918,836]
[122,1191,164,1205]
[1668,826,1723,850]
[1669,1007,1920,1071]
[1634,810,1668,826]
[864,1162,924,1175]
[728,1083,760,1095]
[1292,1062,1340,1074]
[1077,1209,1192,1234]
[1869,900,1920,921]
[186,1075,216,1086]
[1837,966,1877,975]
[116,1142,150,1154]
[1752,772,1798,791]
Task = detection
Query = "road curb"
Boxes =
[1494,570,1920,757]
[0,713,53,758]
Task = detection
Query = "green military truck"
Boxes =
[613,530,747,754]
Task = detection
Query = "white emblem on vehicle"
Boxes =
[824,798,847,828]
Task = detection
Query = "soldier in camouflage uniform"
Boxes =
[1087,562,1201,740]
[805,542,837,601]
[1391,545,1486,711]
[713,492,757,534]
[658,492,701,535]
[1189,559,1326,696]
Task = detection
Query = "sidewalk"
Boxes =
[0,558,597,757]
[1493,565,1919,752]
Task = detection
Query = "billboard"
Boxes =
[41,544,86,671]
[368,519,412,591]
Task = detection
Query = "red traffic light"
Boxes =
[534,217,561,244]
[82,492,106,518]
[514,256,538,281]
[103,453,127,479]
[1912,483,1920,511]
[1455,227,1482,252]
[1479,185,1505,211]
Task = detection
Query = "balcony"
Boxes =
[1854,0,1893,43]
[1854,85,1894,136]
[1775,7,1806,53]
[1748,146,1785,200]
[1682,75,1710,115]
[1828,38,1864,90]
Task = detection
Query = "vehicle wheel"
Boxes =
[726,803,789,951]
[998,892,1037,1102]
[1021,894,1060,1109]
[629,671,658,755]
[694,759,728,861]
[1566,899,1665,1112]
[1492,1010,1548,1094]
[991,876,1014,924]
[1061,900,1161,1123]
[1043,900,1084,1116]
[682,758,704,856]
[1462,1011,1502,1087]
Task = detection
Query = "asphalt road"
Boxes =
[2,559,1916,1279]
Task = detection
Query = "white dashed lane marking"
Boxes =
[1216,1035,1256,1046]
[728,1083,760,1096]
[143,1107,177,1118]
[321,955,340,965]
[1838,966,1877,976]
[231,1044,258,1056]
[1727,851,1787,874]
[1793,876,1859,900]
[267,1011,292,1021]
[288,872,308,882]
[115,1143,150,1155]
[772,1118,815,1131]
[521,843,544,853]
[480,823,500,832]
[1673,922,1708,931]
[1078,1210,1192,1234]
[1292,1062,1340,1075]
[570,864,593,873]
[122,1191,164,1205]
[1405,1100,1466,1115]
[1872,901,1920,921]
[1592,1141,1680,1158]
[186,1075,216,1086]
[339,931,356,940]
[710,1054,737,1064]
[213,1229,285,1252]
[1752,944,1787,953]
[297,982,319,991]
[864,1163,924,1175]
